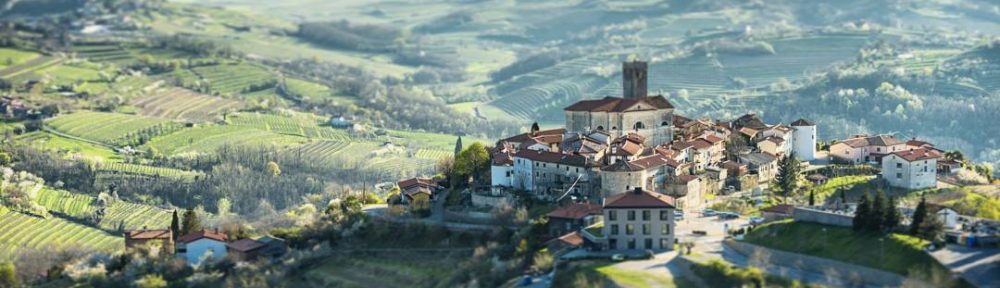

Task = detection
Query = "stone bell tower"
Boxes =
[622,60,648,99]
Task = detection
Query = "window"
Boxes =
[626,224,634,235]
[642,224,650,235]
[628,211,636,221]
[661,223,670,235]
[896,163,902,168]
[877,147,881,152]
[609,239,618,250]
[642,210,650,221]
[896,173,902,179]
[634,122,645,130]
[627,239,636,249]
[609,210,617,221]
[660,211,669,220]
[611,224,619,235]
[660,239,669,249]
[645,238,653,249]
[661,121,669,126]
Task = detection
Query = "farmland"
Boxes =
[46,111,182,146]
[226,111,346,139]
[131,87,245,122]
[190,63,278,97]
[0,210,121,260]
[34,188,173,231]
[143,124,308,155]
[96,162,203,180]
[16,131,123,163]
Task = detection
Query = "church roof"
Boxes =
[564,96,673,112]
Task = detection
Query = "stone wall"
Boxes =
[793,207,854,227]
[724,240,920,287]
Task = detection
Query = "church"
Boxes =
[563,61,674,147]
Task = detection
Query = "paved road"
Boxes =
[929,245,1000,288]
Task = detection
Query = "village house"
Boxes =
[599,188,676,251]
[790,119,817,161]
[512,149,598,200]
[830,134,906,164]
[664,174,702,210]
[176,229,229,265]
[125,228,173,252]
[739,152,778,184]
[227,238,266,261]
[397,178,440,205]
[882,148,940,189]
[546,202,603,237]
[600,154,681,197]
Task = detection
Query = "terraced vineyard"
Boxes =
[0,210,121,260]
[131,87,245,122]
[284,77,331,98]
[34,188,173,231]
[283,140,352,160]
[69,44,135,63]
[46,111,183,146]
[227,112,351,139]
[191,63,277,96]
[0,55,63,79]
[97,162,203,180]
[0,48,41,68]
[143,125,308,155]
[415,149,451,160]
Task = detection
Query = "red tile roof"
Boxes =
[604,189,675,209]
[499,128,566,144]
[227,238,266,252]
[549,231,584,247]
[891,148,942,162]
[547,203,603,220]
[126,229,172,240]
[670,174,699,184]
[514,149,591,167]
[840,134,904,148]
[564,96,673,112]
[702,134,724,144]
[178,229,228,243]
[906,139,933,148]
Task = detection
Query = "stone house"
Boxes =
[125,228,173,252]
[546,202,603,237]
[600,188,676,251]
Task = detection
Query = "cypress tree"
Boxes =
[871,190,886,232]
[531,122,540,134]
[853,191,871,231]
[910,193,928,235]
[808,190,815,207]
[170,210,180,241]
[775,153,800,201]
[884,196,901,232]
[454,136,463,157]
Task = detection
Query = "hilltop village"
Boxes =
[389,61,998,287]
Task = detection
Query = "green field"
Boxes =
[553,260,692,288]
[143,124,308,155]
[743,220,950,279]
[97,162,203,180]
[191,63,277,97]
[226,111,349,139]
[131,87,245,122]
[0,210,121,260]
[0,48,41,68]
[47,111,183,146]
[34,188,173,231]
[17,130,124,163]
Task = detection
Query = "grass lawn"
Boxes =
[552,260,692,288]
[743,220,951,279]
[811,175,875,203]
[17,131,123,163]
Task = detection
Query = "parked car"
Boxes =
[718,212,739,220]
[674,210,684,220]
[749,216,765,225]
[702,209,717,217]
[611,254,626,261]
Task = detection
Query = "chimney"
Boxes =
[622,60,648,99]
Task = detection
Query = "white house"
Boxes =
[830,134,906,164]
[600,188,676,251]
[881,148,940,190]
[790,118,816,161]
[177,229,229,265]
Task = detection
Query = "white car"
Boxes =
[702,209,717,217]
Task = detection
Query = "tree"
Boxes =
[454,136,463,157]
[774,153,800,201]
[918,213,944,241]
[853,191,872,232]
[910,193,928,235]
[0,262,16,288]
[170,210,180,241]
[883,196,901,232]
[135,274,167,288]
[266,161,281,177]
[531,122,540,133]
[808,190,815,206]
[181,209,202,235]
[453,142,490,183]
[871,190,887,232]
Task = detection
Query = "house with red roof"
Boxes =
[882,148,940,189]
[596,188,676,251]
[125,228,173,253]
[177,229,229,265]
[546,202,603,237]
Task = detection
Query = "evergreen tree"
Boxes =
[454,136,463,157]
[531,122,540,134]
[170,210,180,241]
[181,209,201,235]
[853,191,872,231]
[910,193,928,235]
[884,196,901,232]
[774,153,800,201]
[871,190,886,232]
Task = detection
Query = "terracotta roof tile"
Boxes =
[564,96,673,112]
[126,229,172,240]
[547,203,602,220]
[178,229,228,243]
[604,189,675,209]
[550,231,584,247]
[891,148,941,162]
